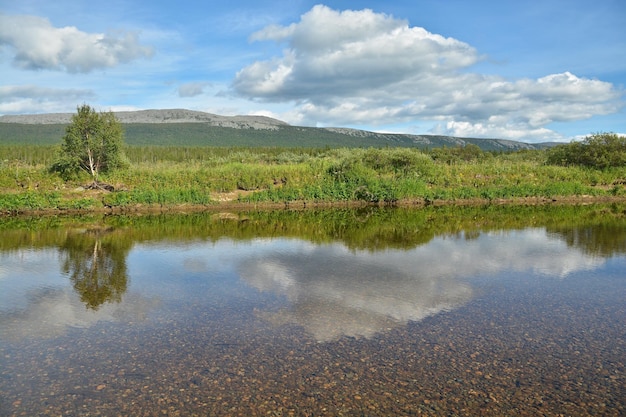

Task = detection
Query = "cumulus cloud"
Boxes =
[233,5,623,140]
[0,13,153,73]
[178,81,210,97]
[0,85,95,114]
[236,5,478,101]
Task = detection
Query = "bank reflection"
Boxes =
[548,224,626,257]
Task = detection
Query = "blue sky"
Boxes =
[1,0,624,142]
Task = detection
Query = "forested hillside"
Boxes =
[0,121,553,150]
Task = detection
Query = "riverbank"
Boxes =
[3,191,626,218]
[2,146,626,216]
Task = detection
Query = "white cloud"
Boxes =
[232,5,624,141]
[435,121,561,141]
[0,13,153,73]
[0,85,95,113]
[236,5,479,101]
[178,81,210,97]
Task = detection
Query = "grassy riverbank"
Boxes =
[2,145,626,214]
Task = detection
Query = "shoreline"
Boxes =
[3,194,626,218]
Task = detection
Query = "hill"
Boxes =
[0,109,288,129]
[0,109,552,151]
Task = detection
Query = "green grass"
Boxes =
[1,145,626,213]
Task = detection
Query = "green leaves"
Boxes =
[546,133,626,169]
[51,104,128,181]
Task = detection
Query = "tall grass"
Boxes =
[1,145,625,212]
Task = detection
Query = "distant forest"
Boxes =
[0,122,553,151]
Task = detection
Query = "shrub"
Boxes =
[362,148,423,170]
[0,192,60,211]
[430,144,485,164]
[546,133,626,169]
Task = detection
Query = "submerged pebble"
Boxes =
[1,282,624,416]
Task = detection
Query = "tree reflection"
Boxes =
[548,225,626,257]
[60,228,131,310]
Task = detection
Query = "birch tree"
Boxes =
[52,104,127,182]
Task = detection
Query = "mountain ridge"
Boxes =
[0,109,288,130]
[0,109,555,150]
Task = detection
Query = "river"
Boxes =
[1,205,624,416]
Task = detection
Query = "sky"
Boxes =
[0,0,624,143]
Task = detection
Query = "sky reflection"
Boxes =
[0,287,160,341]
[239,244,473,341]
[237,229,604,341]
[0,226,611,343]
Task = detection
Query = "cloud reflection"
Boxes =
[239,229,604,341]
[0,287,160,342]
[240,245,473,342]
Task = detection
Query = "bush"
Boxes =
[0,191,61,211]
[362,148,433,174]
[430,144,485,164]
[546,133,626,169]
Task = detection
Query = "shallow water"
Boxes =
[1,206,624,416]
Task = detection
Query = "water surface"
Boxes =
[1,206,624,416]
